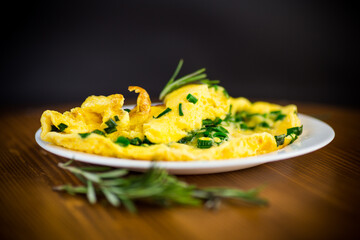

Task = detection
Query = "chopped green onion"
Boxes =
[259,122,271,128]
[51,123,68,132]
[79,133,91,139]
[202,119,213,126]
[275,114,286,121]
[124,109,131,113]
[58,123,68,132]
[197,138,213,149]
[209,84,219,91]
[213,132,228,140]
[186,94,198,104]
[202,117,222,127]
[202,130,211,137]
[287,126,303,136]
[92,129,106,136]
[51,125,59,132]
[154,108,172,119]
[178,132,196,144]
[114,115,120,121]
[289,134,298,144]
[104,118,118,134]
[223,89,229,98]
[141,136,154,146]
[115,136,130,147]
[130,137,142,146]
[270,110,282,114]
[213,117,222,125]
[104,127,117,134]
[212,126,229,134]
[274,134,286,146]
[105,119,117,128]
[240,122,248,130]
[178,103,184,116]
[270,110,286,121]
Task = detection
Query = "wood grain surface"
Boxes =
[0,101,359,240]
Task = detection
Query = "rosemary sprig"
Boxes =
[54,160,268,213]
[159,59,220,100]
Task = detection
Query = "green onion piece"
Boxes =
[51,123,68,132]
[178,132,196,144]
[178,103,184,116]
[270,110,282,114]
[141,136,154,146]
[202,119,213,126]
[212,126,229,134]
[79,133,91,139]
[104,127,117,134]
[289,134,298,144]
[105,119,117,128]
[223,89,229,98]
[58,123,68,132]
[197,138,213,149]
[186,94,198,104]
[275,114,286,121]
[92,129,106,136]
[154,108,172,119]
[115,136,130,147]
[130,137,142,146]
[287,126,303,136]
[259,122,271,128]
[209,84,219,91]
[213,132,228,140]
[104,118,118,134]
[213,117,222,125]
[51,125,59,132]
[240,122,248,130]
[124,109,131,113]
[274,134,286,146]
[114,115,120,121]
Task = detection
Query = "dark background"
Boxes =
[1,0,358,108]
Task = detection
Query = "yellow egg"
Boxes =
[40,83,302,161]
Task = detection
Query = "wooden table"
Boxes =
[1,101,359,240]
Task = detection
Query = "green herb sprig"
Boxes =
[54,160,267,213]
[159,59,219,100]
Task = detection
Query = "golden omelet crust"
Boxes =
[40,84,302,161]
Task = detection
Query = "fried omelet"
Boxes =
[40,83,303,161]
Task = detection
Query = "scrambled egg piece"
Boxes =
[40,84,302,161]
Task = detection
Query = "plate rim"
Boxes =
[35,113,335,174]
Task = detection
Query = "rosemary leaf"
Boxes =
[101,187,121,207]
[53,185,88,195]
[96,169,128,178]
[87,180,97,204]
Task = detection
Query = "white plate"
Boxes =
[35,113,334,175]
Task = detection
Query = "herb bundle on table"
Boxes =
[54,160,268,213]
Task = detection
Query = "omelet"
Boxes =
[40,83,302,161]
